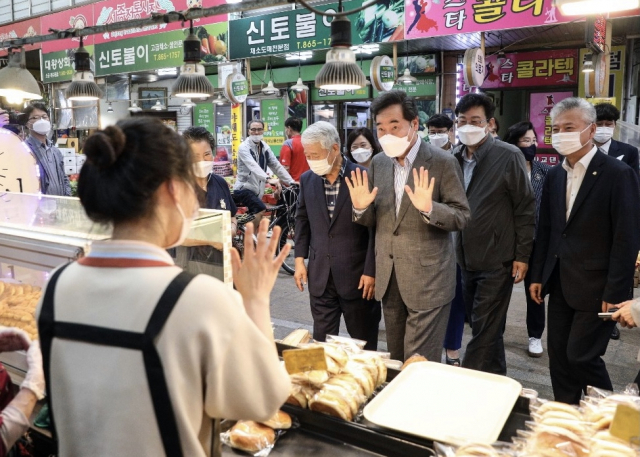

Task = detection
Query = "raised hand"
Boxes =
[405,167,434,213]
[344,168,378,210]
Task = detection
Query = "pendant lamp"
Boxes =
[0,48,42,102]
[65,38,104,101]
[171,21,215,98]
[315,15,366,91]
[128,101,142,112]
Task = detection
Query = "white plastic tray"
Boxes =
[363,361,522,445]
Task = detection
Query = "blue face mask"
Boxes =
[519,144,537,162]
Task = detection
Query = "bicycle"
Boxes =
[233,184,299,275]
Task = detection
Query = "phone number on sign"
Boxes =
[153,51,181,61]
[297,38,332,49]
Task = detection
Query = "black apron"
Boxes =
[38,265,217,456]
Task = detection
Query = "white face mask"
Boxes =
[593,126,614,144]
[32,119,51,136]
[193,160,214,178]
[428,133,450,149]
[351,148,372,163]
[457,124,487,146]
[250,134,263,143]
[167,189,199,249]
[551,124,592,156]
[379,126,415,158]
[307,150,338,176]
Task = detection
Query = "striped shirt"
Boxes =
[25,136,70,196]
[392,138,422,216]
[324,157,348,219]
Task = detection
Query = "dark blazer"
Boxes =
[608,139,639,173]
[530,150,640,311]
[530,159,551,234]
[453,136,536,271]
[294,159,375,300]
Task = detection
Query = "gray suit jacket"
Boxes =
[355,140,470,310]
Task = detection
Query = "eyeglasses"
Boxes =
[28,115,49,121]
[350,142,371,150]
[455,118,488,127]
[249,128,264,133]
[518,138,536,146]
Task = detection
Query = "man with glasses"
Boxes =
[233,119,294,228]
[22,103,71,196]
[453,93,535,375]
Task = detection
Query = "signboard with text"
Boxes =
[529,91,573,150]
[42,46,94,84]
[579,46,625,110]
[404,0,639,41]
[311,86,371,101]
[193,103,214,132]
[373,75,437,98]
[231,103,242,174]
[261,99,285,157]
[0,18,41,55]
[41,5,95,54]
[229,0,404,60]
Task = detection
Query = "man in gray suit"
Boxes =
[346,91,470,362]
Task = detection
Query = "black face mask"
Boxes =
[519,144,537,162]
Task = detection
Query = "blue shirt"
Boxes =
[203,173,237,216]
[462,153,477,192]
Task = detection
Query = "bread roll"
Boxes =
[401,354,428,370]
[538,417,588,436]
[533,426,589,457]
[228,421,276,454]
[319,343,349,367]
[281,329,311,347]
[455,443,500,456]
[309,390,353,421]
[259,410,292,430]
[290,370,329,388]
[535,401,582,420]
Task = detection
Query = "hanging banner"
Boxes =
[93,22,227,77]
[529,91,574,153]
[463,48,485,88]
[0,18,41,55]
[41,5,95,53]
[42,45,95,84]
[311,86,371,101]
[229,0,404,60]
[231,103,242,174]
[404,0,639,40]
[92,0,226,45]
[261,99,285,157]
[578,46,625,111]
[193,103,214,131]
[482,49,578,89]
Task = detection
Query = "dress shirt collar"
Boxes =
[598,139,612,154]
[322,156,347,182]
[459,133,493,163]
[394,137,421,168]
[562,146,598,173]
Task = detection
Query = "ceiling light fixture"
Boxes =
[65,38,104,101]
[151,99,165,110]
[0,48,42,102]
[315,14,366,91]
[396,45,416,85]
[582,53,594,73]
[285,51,313,61]
[262,58,279,95]
[171,20,215,98]
[213,93,226,105]
[107,102,114,113]
[556,0,639,15]
[291,57,309,92]
[128,101,142,112]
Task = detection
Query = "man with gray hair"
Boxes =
[529,97,640,404]
[294,121,381,349]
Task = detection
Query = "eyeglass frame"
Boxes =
[249,127,264,133]
[454,117,490,127]
[28,114,49,122]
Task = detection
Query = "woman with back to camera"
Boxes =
[36,118,291,456]
[345,127,381,169]
[504,121,550,359]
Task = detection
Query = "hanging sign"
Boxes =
[529,91,574,151]
[40,5,94,53]
[261,99,285,157]
[228,0,404,60]
[370,55,396,92]
[224,72,249,104]
[585,15,607,54]
[231,103,242,174]
[372,75,437,98]
[193,103,214,131]
[579,46,625,110]
[463,48,485,88]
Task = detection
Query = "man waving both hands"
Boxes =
[345,91,470,363]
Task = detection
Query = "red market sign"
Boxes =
[41,5,95,54]
[482,49,578,89]
[529,91,574,149]
[92,0,226,45]
[404,0,639,40]
[0,18,41,55]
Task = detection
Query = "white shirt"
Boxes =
[561,146,598,220]
[599,139,612,154]
[392,138,421,215]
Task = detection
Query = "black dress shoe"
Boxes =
[611,325,620,340]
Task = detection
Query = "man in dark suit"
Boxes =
[346,91,470,363]
[530,97,640,404]
[594,103,639,173]
[294,121,381,350]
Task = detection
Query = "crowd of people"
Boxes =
[0,90,638,455]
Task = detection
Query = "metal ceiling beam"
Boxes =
[1,0,292,49]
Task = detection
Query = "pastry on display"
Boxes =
[400,354,428,370]
[227,420,276,454]
[0,281,42,341]
[258,410,291,430]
